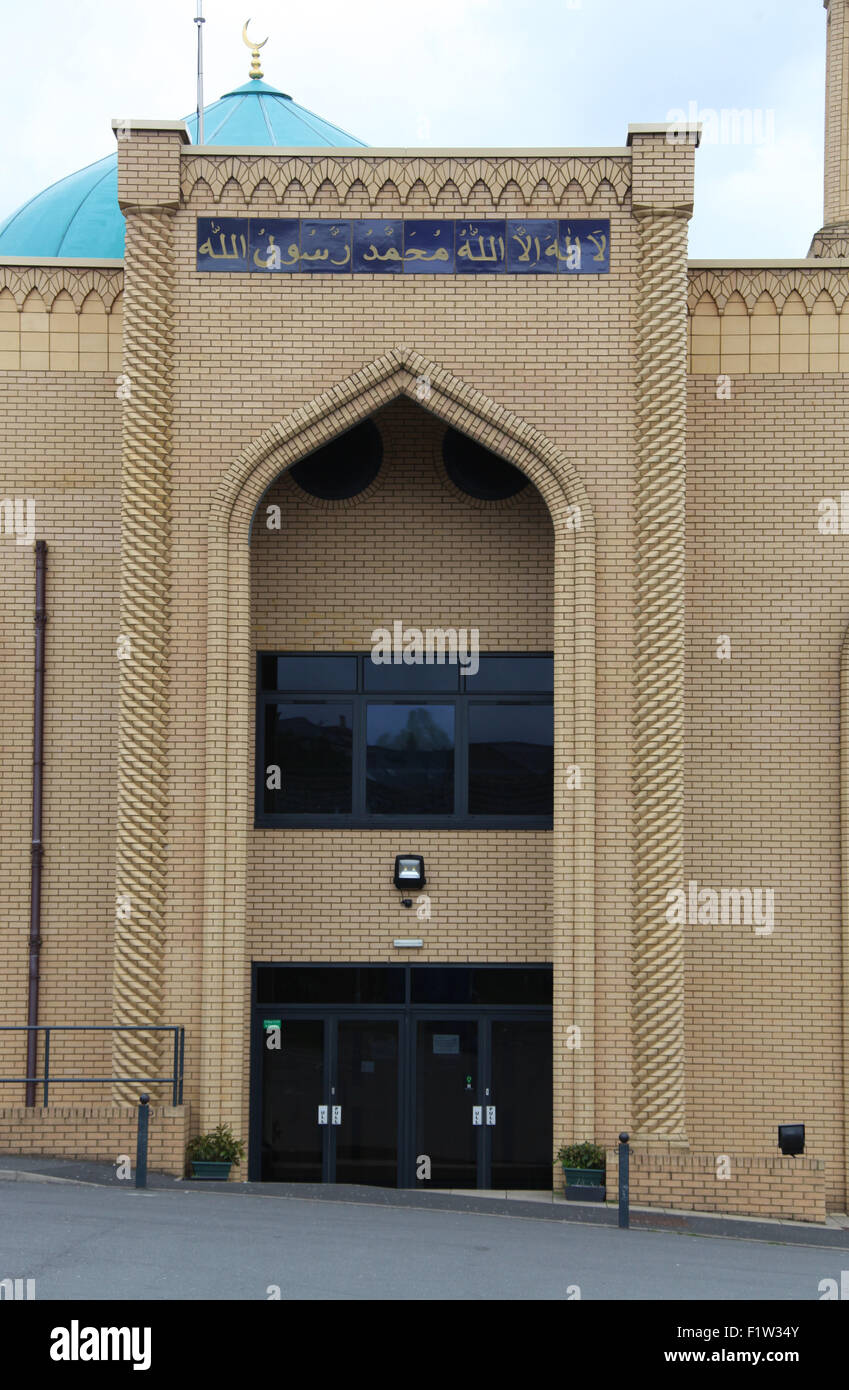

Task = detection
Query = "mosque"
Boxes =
[1,5,848,1221]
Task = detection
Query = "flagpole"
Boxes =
[194,0,205,144]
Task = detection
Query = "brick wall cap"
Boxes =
[183,145,631,159]
[689,258,849,269]
[628,123,702,146]
[112,119,190,141]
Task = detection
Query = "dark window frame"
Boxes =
[253,962,554,1009]
[255,652,553,830]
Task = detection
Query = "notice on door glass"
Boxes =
[433,1034,460,1055]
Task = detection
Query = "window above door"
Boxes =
[255,652,553,828]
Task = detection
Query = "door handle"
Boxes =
[317,1105,328,1125]
[486,1105,496,1126]
[472,1105,482,1126]
[331,1105,342,1125]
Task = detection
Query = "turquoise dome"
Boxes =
[0,79,366,260]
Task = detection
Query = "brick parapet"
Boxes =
[604,1147,827,1223]
[115,124,189,212]
[179,150,632,209]
[0,1105,191,1178]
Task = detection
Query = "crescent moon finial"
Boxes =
[242,19,268,81]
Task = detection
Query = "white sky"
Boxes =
[0,0,829,258]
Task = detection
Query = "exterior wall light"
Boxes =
[778,1123,805,1155]
[394,855,425,892]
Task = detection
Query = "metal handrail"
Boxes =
[0,1025,185,1106]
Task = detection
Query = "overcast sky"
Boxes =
[0,0,828,259]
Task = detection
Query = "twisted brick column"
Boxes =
[632,209,689,1142]
[112,209,174,1103]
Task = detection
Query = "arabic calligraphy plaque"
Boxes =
[557,220,610,273]
[250,219,300,272]
[353,220,404,273]
[456,221,507,274]
[402,220,455,273]
[300,220,354,273]
[196,218,250,272]
[196,217,611,275]
[506,220,557,274]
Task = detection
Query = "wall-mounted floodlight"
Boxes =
[394,855,425,891]
[778,1123,805,1156]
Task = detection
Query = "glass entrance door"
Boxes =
[253,965,553,1188]
[260,1015,401,1185]
[261,1017,325,1182]
[413,1016,552,1189]
[414,1019,480,1188]
[335,1018,400,1186]
[489,1018,553,1189]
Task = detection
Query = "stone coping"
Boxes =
[183,145,632,158]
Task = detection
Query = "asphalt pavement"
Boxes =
[1,1174,847,1300]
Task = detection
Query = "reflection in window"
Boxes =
[261,655,357,691]
[256,653,553,826]
[364,660,459,692]
[264,703,353,814]
[366,705,455,814]
[464,655,553,692]
[468,703,553,815]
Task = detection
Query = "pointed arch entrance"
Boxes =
[200,346,597,1167]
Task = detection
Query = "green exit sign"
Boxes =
[263,1019,281,1029]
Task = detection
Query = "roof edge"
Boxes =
[112,119,190,140]
[627,122,702,146]
[184,144,632,157]
[0,255,124,267]
[688,258,849,269]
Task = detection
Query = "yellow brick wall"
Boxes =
[686,372,849,1208]
[1,155,848,1215]
[0,372,119,1103]
[0,1104,190,1177]
[116,127,185,208]
[248,394,554,963]
[166,171,636,1163]
[824,0,849,228]
[605,1146,826,1223]
[0,289,122,372]
[688,281,849,373]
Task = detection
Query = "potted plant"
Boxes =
[556,1141,606,1202]
[187,1124,246,1181]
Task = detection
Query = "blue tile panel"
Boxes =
[198,217,612,274]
